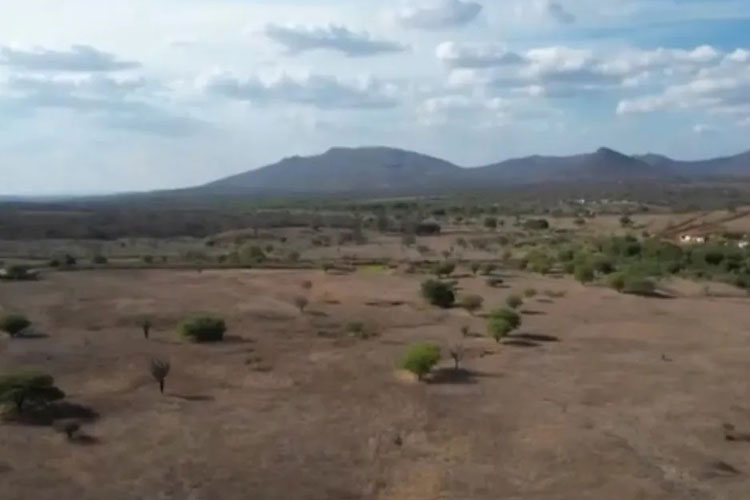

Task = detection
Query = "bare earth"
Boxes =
[2,268,750,500]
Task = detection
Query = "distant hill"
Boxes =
[192,146,750,195]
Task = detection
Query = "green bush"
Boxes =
[239,244,266,265]
[622,277,656,296]
[574,264,595,283]
[92,255,108,265]
[459,294,484,313]
[0,371,65,412]
[0,314,31,336]
[489,307,521,329]
[399,343,441,381]
[179,315,226,342]
[506,294,523,309]
[421,280,455,308]
[524,219,550,230]
[607,273,626,292]
[487,317,513,343]
[483,217,498,230]
[523,288,537,298]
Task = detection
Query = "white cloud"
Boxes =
[203,71,400,109]
[264,24,407,57]
[395,0,483,30]
[0,44,139,72]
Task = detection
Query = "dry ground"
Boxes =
[2,268,750,500]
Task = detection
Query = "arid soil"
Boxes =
[2,268,750,500]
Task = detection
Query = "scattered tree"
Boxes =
[420,280,455,308]
[179,315,226,342]
[141,318,152,339]
[484,217,498,230]
[0,371,65,412]
[149,358,170,394]
[470,262,481,275]
[433,261,455,278]
[301,280,313,290]
[0,313,31,337]
[487,308,521,343]
[400,343,441,381]
[574,264,595,284]
[524,288,537,298]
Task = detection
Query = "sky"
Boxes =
[2,0,750,195]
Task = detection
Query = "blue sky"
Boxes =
[2,0,750,194]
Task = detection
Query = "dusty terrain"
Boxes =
[2,267,750,499]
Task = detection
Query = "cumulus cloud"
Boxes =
[693,123,718,135]
[436,41,523,68]
[395,0,482,30]
[0,44,140,72]
[543,1,576,24]
[264,24,407,57]
[203,71,400,109]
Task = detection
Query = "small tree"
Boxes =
[420,280,455,308]
[506,295,523,309]
[180,315,226,342]
[0,313,31,337]
[459,294,484,314]
[141,318,152,339]
[294,296,309,312]
[487,317,513,343]
[620,215,633,228]
[470,262,481,275]
[400,343,441,381]
[449,344,464,371]
[461,325,470,337]
[149,359,170,394]
[489,307,521,329]
[301,280,313,291]
[484,217,498,230]
[0,371,65,412]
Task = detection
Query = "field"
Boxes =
[3,266,750,500]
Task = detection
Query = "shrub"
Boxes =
[593,256,615,275]
[287,251,301,263]
[487,318,513,343]
[489,308,521,329]
[574,264,595,283]
[461,325,470,337]
[486,277,505,288]
[239,244,266,265]
[149,358,170,394]
[459,294,484,314]
[0,371,65,412]
[622,277,656,296]
[506,294,523,309]
[142,255,154,264]
[421,280,455,308]
[92,255,108,265]
[607,273,626,292]
[523,288,537,298]
[401,233,417,247]
[2,265,37,281]
[0,314,31,337]
[524,219,550,230]
[293,296,309,312]
[484,217,498,230]
[415,222,441,236]
[449,344,464,370]
[64,254,77,266]
[400,343,441,381]
[433,261,456,277]
[481,263,497,276]
[470,262,481,275]
[179,315,226,342]
[346,321,377,340]
[620,215,633,227]
[301,280,313,290]
[141,318,152,339]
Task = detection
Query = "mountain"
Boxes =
[203,147,463,194]
[193,146,750,195]
[471,147,670,184]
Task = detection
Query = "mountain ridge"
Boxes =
[196,145,750,195]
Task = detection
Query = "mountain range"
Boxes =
[196,146,750,195]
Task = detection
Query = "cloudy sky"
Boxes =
[2,0,750,195]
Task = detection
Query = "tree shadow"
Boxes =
[5,402,99,427]
[170,393,214,402]
[14,329,49,339]
[71,433,101,446]
[537,298,554,304]
[625,290,675,299]
[521,310,546,316]
[508,332,560,343]
[427,368,478,385]
[502,339,540,348]
[223,335,254,344]
[306,310,329,318]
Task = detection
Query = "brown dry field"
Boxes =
[2,268,750,500]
